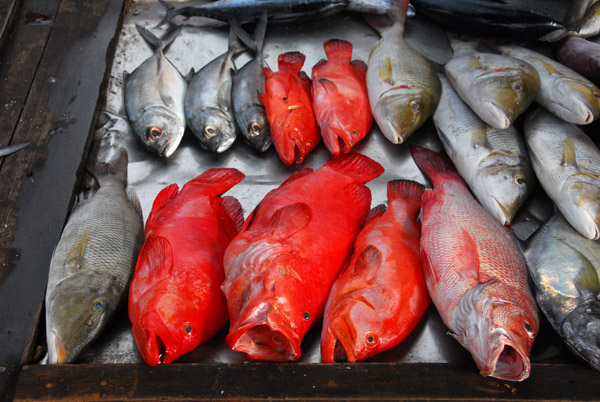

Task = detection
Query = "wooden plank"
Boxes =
[0,0,19,52]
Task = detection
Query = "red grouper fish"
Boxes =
[258,51,320,165]
[222,152,384,361]
[410,146,539,381]
[321,180,430,362]
[311,39,373,155]
[128,168,245,365]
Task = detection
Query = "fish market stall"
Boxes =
[1,0,600,400]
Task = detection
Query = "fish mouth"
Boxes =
[323,124,353,155]
[481,101,510,129]
[132,322,176,366]
[491,196,512,225]
[47,331,67,364]
[481,334,530,381]
[328,316,358,363]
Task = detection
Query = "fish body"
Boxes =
[433,74,534,225]
[321,180,429,363]
[524,212,600,371]
[259,51,320,165]
[554,36,600,87]
[222,153,384,362]
[499,45,600,125]
[576,1,600,37]
[124,25,186,158]
[524,108,600,240]
[411,145,539,381]
[444,39,539,130]
[45,149,144,364]
[128,169,244,366]
[311,39,372,155]
[0,141,31,157]
[366,0,441,144]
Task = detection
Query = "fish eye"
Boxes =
[523,321,535,338]
[365,332,378,346]
[250,122,263,134]
[185,325,192,334]
[353,130,357,135]
[514,173,525,186]
[147,126,162,140]
[92,300,105,313]
[410,100,422,111]
[511,82,523,92]
[283,97,288,101]
[303,312,310,320]
[204,125,217,137]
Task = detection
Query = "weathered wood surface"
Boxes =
[0,0,19,52]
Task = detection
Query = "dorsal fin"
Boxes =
[350,60,367,83]
[562,138,578,168]
[146,184,179,230]
[280,168,314,187]
[183,168,245,200]
[363,204,386,228]
[129,235,175,302]
[215,195,245,238]
[325,152,384,183]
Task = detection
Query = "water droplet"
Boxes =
[48,77,57,84]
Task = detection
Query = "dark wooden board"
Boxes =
[0,0,19,52]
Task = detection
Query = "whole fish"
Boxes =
[222,152,384,362]
[554,36,600,87]
[433,74,534,225]
[45,149,144,364]
[311,39,372,155]
[444,38,539,130]
[524,108,600,240]
[185,28,244,153]
[524,212,600,371]
[259,51,320,165]
[0,141,31,157]
[411,145,539,381]
[124,25,186,158]
[499,45,600,125]
[321,180,429,363]
[128,168,244,366]
[366,0,441,144]
[231,15,272,152]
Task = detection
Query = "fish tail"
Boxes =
[228,22,246,56]
[155,0,180,28]
[323,39,353,62]
[136,24,182,52]
[364,0,409,34]
[254,13,268,53]
[278,51,306,74]
[387,180,424,218]
[184,168,245,199]
[325,152,384,183]
[410,146,458,186]
[86,147,128,187]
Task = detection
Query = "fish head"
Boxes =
[564,176,600,240]
[551,79,600,124]
[561,299,600,370]
[192,107,237,153]
[274,111,318,165]
[238,104,272,152]
[319,101,369,155]
[133,106,185,157]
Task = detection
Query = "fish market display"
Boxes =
[259,51,320,165]
[185,28,244,153]
[411,145,539,381]
[311,39,372,155]
[231,15,272,152]
[444,38,539,130]
[222,152,384,362]
[321,180,429,363]
[124,25,186,158]
[524,108,600,240]
[128,168,244,366]
[0,141,31,157]
[366,0,440,144]
[45,149,144,364]
[433,74,534,225]
[524,212,600,371]
[499,45,600,125]
[554,36,600,87]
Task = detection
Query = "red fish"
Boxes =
[221,152,384,362]
[258,51,320,165]
[311,39,373,155]
[321,180,429,362]
[410,146,538,381]
[128,168,245,366]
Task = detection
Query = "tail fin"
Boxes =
[155,0,180,28]
[325,152,384,183]
[324,39,353,62]
[278,51,305,73]
[364,0,409,34]
[410,146,459,186]
[136,23,182,52]
[387,180,424,218]
[86,147,128,187]
[227,22,246,56]
[215,195,245,239]
[183,168,245,199]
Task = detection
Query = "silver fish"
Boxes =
[185,28,244,153]
[524,212,600,370]
[366,0,440,144]
[524,108,600,240]
[444,38,539,129]
[574,1,600,38]
[434,74,534,225]
[0,141,31,157]
[499,44,600,125]
[45,149,144,364]
[124,25,187,158]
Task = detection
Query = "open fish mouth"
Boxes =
[132,323,175,366]
[329,316,358,363]
[47,331,67,364]
[491,196,512,225]
[481,335,530,381]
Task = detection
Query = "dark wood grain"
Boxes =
[0,0,19,52]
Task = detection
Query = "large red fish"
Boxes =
[221,152,384,362]
[311,39,373,155]
[258,51,320,165]
[128,168,244,366]
[410,146,538,381]
[321,180,429,362]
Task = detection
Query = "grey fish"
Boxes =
[444,38,539,130]
[434,74,534,225]
[185,27,244,153]
[524,108,600,240]
[0,141,31,157]
[124,25,187,158]
[499,44,600,125]
[231,15,272,152]
[524,212,600,370]
[554,36,600,87]
[45,149,144,364]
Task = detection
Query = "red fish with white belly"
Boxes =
[258,51,320,165]
[410,146,538,381]
[311,39,373,155]
[321,180,429,362]
[222,152,384,362]
[128,168,244,366]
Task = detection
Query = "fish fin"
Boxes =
[363,204,387,228]
[278,51,306,74]
[127,191,144,220]
[136,24,161,50]
[410,146,459,186]
[280,168,314,187]
[343,183,374,224]
[130,235,175,302]
[323,39,353,63]
[185,168,245,200]
[186,68,195,83]
[318,78,340,95]
[352,245,382,276]
[266,203,312,239]
[242,206,258,232]
[562,138,578,168]
[325,152,384,183]
[146,183,180,229]
[214,195,245,237]
[574,253,600,296]
[420,247,438,284]
[66,229,90,270]
[86,147,128,187]
[155,0,180,28]
[254,12,268,53]
[364,0,409,34]
[457,228,483,283]
[227,23,246,56]
[387,180,424,219]
[540,60,559,75]
[420,188,437,206]
[350,60,367,83]
[262,66,273,79]
[472,126,490,150]
[229,16,255,52]
[297,71,312,94]
[312,58,327,75]
[160,25,184,51]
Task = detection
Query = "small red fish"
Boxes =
[321,180,429,362]
[222,152,384,362]
[128,168,245,366]
[312,39,373,155]
[258,51,320,165]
